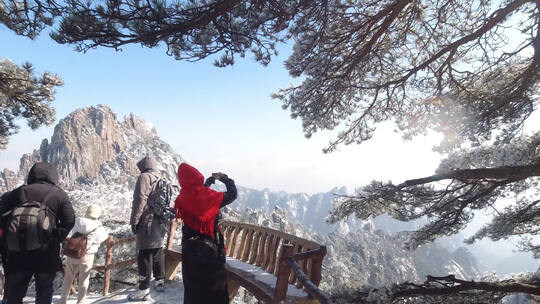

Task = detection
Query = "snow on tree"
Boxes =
[327,133,540,301]
[330,272,540,303]
[329,133,540,254]
[273,0,538,153]
[0,58,62,149]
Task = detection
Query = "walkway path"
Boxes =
[22,281,185,304]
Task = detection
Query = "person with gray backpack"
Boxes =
[128,156,175,301]
[0,162,75,304]
[0,190,11,304]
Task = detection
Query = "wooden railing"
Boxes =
[283,245,332,304]
[220,220,331,303]
[90,219,184,295]
[221,221,324,273]
[92,236,136,295]
[90,219,333,303]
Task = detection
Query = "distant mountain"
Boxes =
[230,185,371,235]
[495,252,540,277]
[0,105,182,192]
[0,105,481,298]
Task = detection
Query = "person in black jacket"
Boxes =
[0,163,75,304]
[174,163,237,304]
[0,191,10,304]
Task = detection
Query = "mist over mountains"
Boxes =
[0,105,495,297]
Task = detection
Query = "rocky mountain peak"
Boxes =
[122,112,157,137]
[41,105,128,185]
[0,105,171,192]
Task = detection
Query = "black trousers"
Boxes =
[137,247,165,290]
[5,270,56,304]
[182,239,228,304]
[1,253,7,302]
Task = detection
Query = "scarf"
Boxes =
[174,163,223,238]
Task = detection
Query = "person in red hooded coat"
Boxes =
[174,163,237,304]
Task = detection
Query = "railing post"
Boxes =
[166,219,177,250]
[103,236,114,295]
[311,245,326,287]
[0,269,4,295]
[164,219,183,280]
[274,243,294,303]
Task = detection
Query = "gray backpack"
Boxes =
[4,188,55,253]
[147,178,177,222]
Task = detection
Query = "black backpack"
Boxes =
[3,187,55,253]
[147,178,177,222]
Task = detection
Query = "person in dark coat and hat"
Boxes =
[0,162,75,304]
[174,163,237,304]
[0,190,11,304]
[128,156,167,301]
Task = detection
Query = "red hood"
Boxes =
[178,163,204,188]
[174,163,223,238]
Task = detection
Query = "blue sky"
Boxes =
[3,25,539,198]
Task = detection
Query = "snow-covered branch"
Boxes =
[0,58,62,149]
[331,273,540,303]
[329,134,540,250]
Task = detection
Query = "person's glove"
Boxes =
[204,176,216,187]
[131,224,138,234]
[212,172,228,181]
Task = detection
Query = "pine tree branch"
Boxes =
[378,0,535,89]
[333,274,540,303]
[394,275,540,299]
[399,164,540,188]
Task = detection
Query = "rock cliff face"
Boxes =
[0,105,179,193]
[0,148,41,192]
[0,168,19,192]
[44,106,128,186]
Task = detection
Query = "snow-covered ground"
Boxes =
[23,281,184,304]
